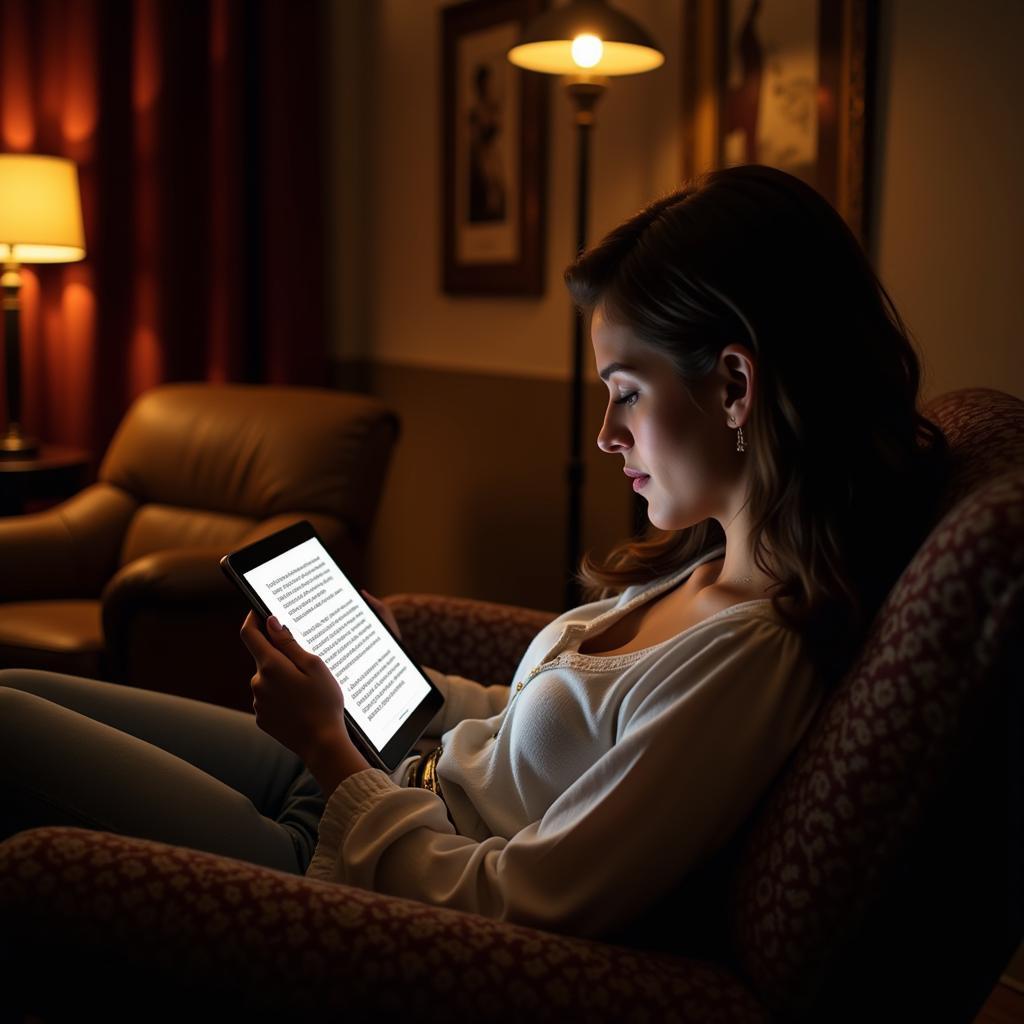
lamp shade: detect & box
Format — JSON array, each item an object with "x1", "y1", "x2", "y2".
[
  {"x1": 0, "y1": 154, "x2": 86, "y2": 263},
  {"x1": 507, "y1": 0, "x2": 664, "y2": 76}
]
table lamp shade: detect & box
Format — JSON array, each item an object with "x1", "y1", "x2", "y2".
[
  {"x1": 0, "y1": 154, "x2": 86, "y2": 264},
  {"x1": 507, "y1": 0, "x2": 664, "y2": 76}
]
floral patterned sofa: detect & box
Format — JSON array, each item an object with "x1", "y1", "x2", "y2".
[{"x1": 1, "y1": 388, "x2": 1021, "y2": 1023}]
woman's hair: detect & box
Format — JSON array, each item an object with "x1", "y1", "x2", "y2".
[{"x1": 565, "y1": 164, "x2": 951, "y2": 689}]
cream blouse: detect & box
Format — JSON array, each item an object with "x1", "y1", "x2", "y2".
[{"x1": 306, "y1": 545, "x2": 823, "y2": 940}]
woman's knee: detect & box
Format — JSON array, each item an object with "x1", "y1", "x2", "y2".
[
  {"x1": 0, "y1": 687, "x2": 65, "y2": 781},
  {"x1": 0, "y1": 668, "x2": 102, "y2": 704},
  {"x1": 0, "y1": 668, "x2": 58, "y2": 690},
  {"x1": 0, "y1": 682, "x2": 44, "y2": 713}
]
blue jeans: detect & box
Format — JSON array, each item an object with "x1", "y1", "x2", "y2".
[{"x1": 0, "y1": 669, "x2": 326, "y2": 874}]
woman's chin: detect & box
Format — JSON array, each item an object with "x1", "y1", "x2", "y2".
[
  {"x1": 647, "y1": 506, "x2": 703, "y2": 533},
  {"x1": 646, "y1": 507, "x2": 672, "y2": 532}
]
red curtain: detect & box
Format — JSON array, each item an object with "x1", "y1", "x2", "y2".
[{"x1": 0, "y1": 0, "x2": 327, "y2": 458}]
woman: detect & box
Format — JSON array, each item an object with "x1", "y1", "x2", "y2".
[{"x1": 0, "y1": 165, "x2": 950, "y2": 944}]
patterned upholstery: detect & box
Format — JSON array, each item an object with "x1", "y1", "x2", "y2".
[
  {"x1": 386, "y1": 593, "x2": 556, "y2": 685},
  {"x1": 730, "y1": 387, "x2": 1024, "y2": 1020},
  {"x1": 0, "y1": 827, "x2": 770, "y2": 1022},
  {"x1": 0, "y1": 387, "x2": 1020, "y2": 1022},
  {"x1": 924, "y1": 387, "x2": 1024, "y2": 513}
]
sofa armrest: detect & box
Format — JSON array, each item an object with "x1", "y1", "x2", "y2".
[
  {"x1": 0, "y1": 826, "x2": 770, "y2": 1023},
  {"x1": 383, "y1": 593, "x2": 558, "y2": 685},
  {"x1": 0, "y1": 482, "x2": 137, "y2": 602}
]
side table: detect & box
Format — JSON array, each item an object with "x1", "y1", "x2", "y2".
[{"x1": 0, "y1": 445, "x2": 92, "y2": 516}]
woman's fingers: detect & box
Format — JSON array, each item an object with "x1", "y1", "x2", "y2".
[
  {"x1": 239, "y1": 611, "x2": 273, "y2": 663},
  {"x1": 241, "y1": 612, "x2": 318, "y2": 678},
  {"x1": 265, "y1": 616, "x2": 320, "y2": 672}
]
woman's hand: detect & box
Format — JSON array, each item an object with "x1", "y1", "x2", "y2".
[{"x1": 239, "y1": 612, "x2": 370, "y2": 792}]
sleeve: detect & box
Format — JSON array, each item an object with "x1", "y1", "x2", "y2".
[
  {"x1": 420, "y1": 667, "x2": 509, "y2": 737},
  {"x1": 306, "y1": 616, "x2": 822, "y2": 940}
]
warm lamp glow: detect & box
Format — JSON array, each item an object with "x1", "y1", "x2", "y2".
[
  {"x1": 0, "y1": 154, "x2": 86, "y2": 263},
  {"x1": 571, "y1": 34, "x2": 604, "y2": 69},
  {"x1": 508, "y1": 39, "x2": 662, "y2": 75},
  {"x1": 507, "y1": 0, "x2": 664, "y2": 77}
]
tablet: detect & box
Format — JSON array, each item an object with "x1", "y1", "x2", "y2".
[{"x1": 220, "y1": 520, "x2": 444, "y2": 773}]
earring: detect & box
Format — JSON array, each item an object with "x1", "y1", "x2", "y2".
[{"x1": 729, "y1": 415, "x2": 746, "y2": 453}]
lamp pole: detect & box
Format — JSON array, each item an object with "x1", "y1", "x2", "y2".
[
  {"x1": 0, "y1": 260, "x2": 32, "y2": 455},
  {"x1": 564, "y1": 77, "x2": 606, "y2": 610},
  {"x1": 506, "y1": 0, "x2": 664, "y2": 611},
  {"x1": 0, "y1": 154, "x2": 86, "y2": 458}
]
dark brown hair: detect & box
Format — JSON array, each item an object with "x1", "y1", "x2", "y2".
[{"x1": 565, "y1": 165, "x2": 951, "y2": 688}]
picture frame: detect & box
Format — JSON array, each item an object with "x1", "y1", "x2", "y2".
[
  {"x1": 681, "y1": 0, "x2": 876, "y2": 245},
  {"x1": 441, "y1": 0, "x2": 548, "y2": 295}
]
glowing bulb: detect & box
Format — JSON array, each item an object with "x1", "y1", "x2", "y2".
[{"x1": 571, "y1": 34, "x2": 603, "y2": 69}]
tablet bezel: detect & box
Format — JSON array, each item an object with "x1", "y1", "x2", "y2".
[{"x1": 221, "y1": 520, "x2": 444, "y2": 773}]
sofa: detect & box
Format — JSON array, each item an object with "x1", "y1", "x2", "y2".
[{"x1": 0, "y1": 386, "x2": 1020, "y2": 1022}]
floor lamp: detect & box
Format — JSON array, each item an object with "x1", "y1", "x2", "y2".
[
  {"x1": 508, "y1": 0, "x2": 664, "y2": 609},
  {"x1": 0, "y1": 154, "x2": 86, "y2": 458}
]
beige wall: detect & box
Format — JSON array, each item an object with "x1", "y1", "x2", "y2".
[
  {"x1": 346, "y1": 0, "x2": 683, "y2": 379},
  {"x1": 328, "y1": 0, "x2": 682, "y2": 607},
  {"x1": 332, "y1": 361, "x2": 628, "y2": 613},
  {"x1": 327, "y1": 0, "x2": 1024, "y2": 610},
  {"x1": 870, "y1": 0, "x2": 1024, "y2": 403}
]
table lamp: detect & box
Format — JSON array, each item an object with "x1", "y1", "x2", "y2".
[
  {"x1": 508, "y1": 0, "x2": 664, "y2": 608},
  {"x1": 0, "y1": 154, "x2": 86, "y2": 458}
]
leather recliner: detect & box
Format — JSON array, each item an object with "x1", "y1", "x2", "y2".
[{"x1": 0, "y1": 383, "x2": 399, "y2": 711}]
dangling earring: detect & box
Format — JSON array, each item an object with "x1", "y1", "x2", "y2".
[{"x1": 729, "y1": 415, "x2": 746, "y2": 453}]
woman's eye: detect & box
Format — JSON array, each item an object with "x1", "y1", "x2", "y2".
[{"x1": 613, "y1": 391, "x2": 638, "y2": 407}]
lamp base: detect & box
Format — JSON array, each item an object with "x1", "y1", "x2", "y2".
[{"x1": 0, "y1": 426, "x2": 39, "y2": 459}]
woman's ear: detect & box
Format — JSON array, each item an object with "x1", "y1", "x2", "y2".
[{"x1": 718, "y1": 344, "x2": 755, "y2": 426}]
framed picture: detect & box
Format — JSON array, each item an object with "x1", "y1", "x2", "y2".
[
  {"x1": 442, "y1": 0, "x2": 548, "y2": 295},
  {"x1": 681, "y1": 0, "x2": 876, "y2": 244}
]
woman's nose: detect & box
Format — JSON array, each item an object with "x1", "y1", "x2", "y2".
[{"x1": 597, "y1": 408, "x2": 631, "y2": 454}]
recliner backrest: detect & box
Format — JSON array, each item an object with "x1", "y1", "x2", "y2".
[
  {"x1": 99, "y1": 383, "x2": 399, "y2": 565},
  {"x1": 728, "y1": 387, "x2": 1024, "y2": 1021}
]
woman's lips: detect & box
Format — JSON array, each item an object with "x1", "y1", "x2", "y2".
[{"x1": 623, "y1": 469, "x2": 650, "y2": 492}]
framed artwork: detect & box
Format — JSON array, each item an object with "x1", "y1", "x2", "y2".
[
  {"x1": 441, "y1": 0, "x2": 548, "y2": 295},
  {"x1": 681, "y1": 0, "x2": 876, "y2": 244}
]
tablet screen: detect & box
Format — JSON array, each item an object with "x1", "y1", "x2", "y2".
[{"x1": 241, "y1": 535, "x2": 432, "y2": 756}]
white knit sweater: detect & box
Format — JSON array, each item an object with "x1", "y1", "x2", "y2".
[{"x1": 306, "y1": 546, "x2": 823, "y2": 940}]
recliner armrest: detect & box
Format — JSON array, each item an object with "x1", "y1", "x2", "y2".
[
  {"x1": 383, "y1": 593, "x2": 557, "y2": 685},
  {"x1": 0, "y1": 826, "x2": 765, "y2": 1022},
  {"x1": 0, "y1": 483, "x2": 137, "y2": 602},
  {"x1": 99, "y1": 516, "x2": 362, "y2": 710},
  {"x1": 100, "y1": 545, "x2": 255, "y2": 706},
  {"x1": 100, "y1": 512, "x2": 362, "y2": 618},
  {"x1": 102, "y1": 545, "x2": 238, "y2": 609}
]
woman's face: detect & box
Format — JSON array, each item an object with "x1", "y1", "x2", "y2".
[{"x1": 591, "y1": 304, "x2": 742, "y2": 532}]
